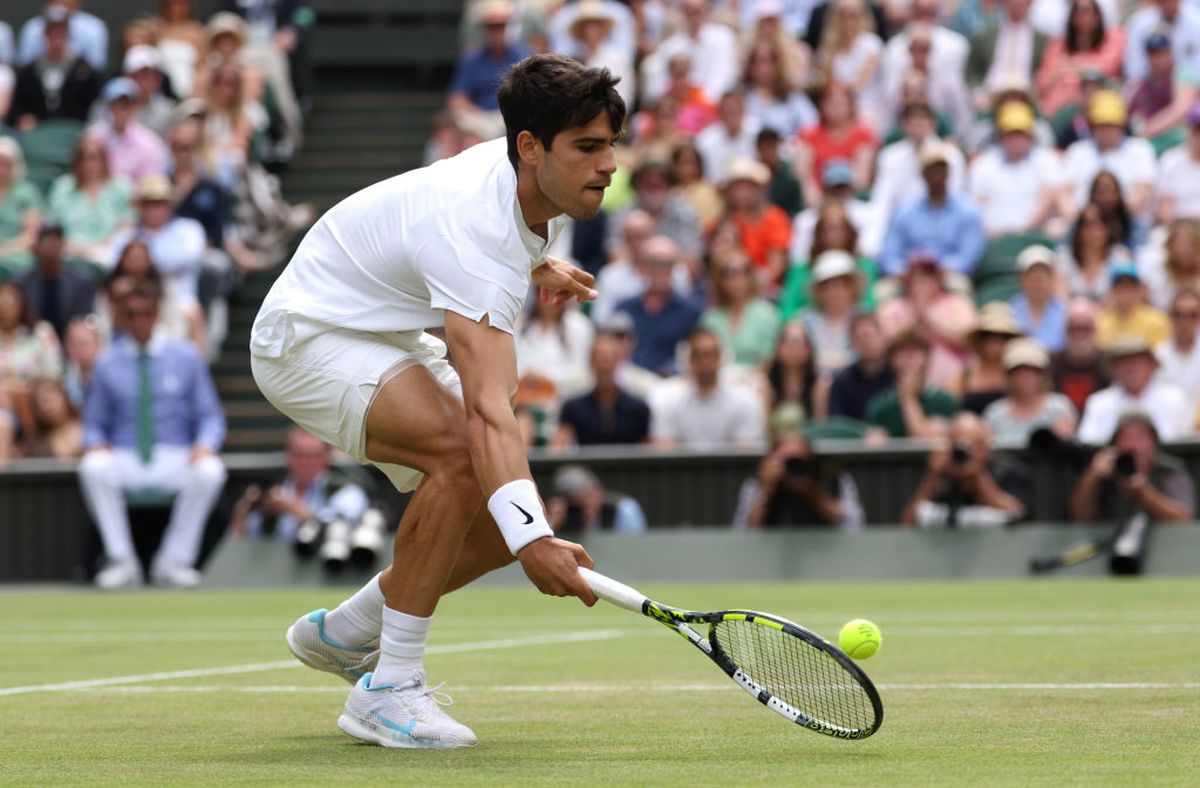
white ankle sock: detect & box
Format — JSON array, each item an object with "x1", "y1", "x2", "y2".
[
  {"x1": 372, "y1": 607, "x2": 432, "y2": 687},
  {"x1": 322, "y1": 573, "x2": 384, "y2": 646}
]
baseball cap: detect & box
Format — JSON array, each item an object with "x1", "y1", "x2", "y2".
[
  {"x1": 996, "y1": 102, "x2": 1035, "y2": 135},
  {"x1": 1016, "y1": 244, "x2": 1055, "y2": 272},
  {"x1": 1108, "y1": 337, "x2": 1156, "y2": 362},
  {"x1": 554, "y1": 464, "x2": 601, "y2": 497},
  {"x1": 1110, "y1": 260, "x2": 1140, "y2": 283},
  {"x1": 918, "y1": 141, "x2": 950, "y2": 169},
  {"x1": 812, "y1": 250, "x2": 857, "y2": 284},
  {"x1": 102, "y1": 77, "x2": 138, "y2": 104},
  {"x1": 123, "y1": 44, "x2": 162, "y2": 74},
  {"x1": 43, "y1": 4, "x2": 69, "y2": 26},
  {"x1": 1088, "y1": 90, "x2": 1127, "y2": 126},
  {"x1": 821, "y1": 159, "x2": 854, "y2": 188},
  {"x1": 37, "y1": 218, "x2": 64, "y2": 238},
  {"x1": 1003, "y1": 337, "x2": 1050, "y2": 371},
  {"x1": 1145, "y1": 31, "x2": 1172, "y2": 52}
]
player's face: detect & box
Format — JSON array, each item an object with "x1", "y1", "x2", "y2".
[{"x1": 538, "y1": 112, "x2": 618, "y2": 221}]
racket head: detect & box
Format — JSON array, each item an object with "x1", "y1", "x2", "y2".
[{"x1": 704, "y1": 610, "x2": 883, "y2": 739}]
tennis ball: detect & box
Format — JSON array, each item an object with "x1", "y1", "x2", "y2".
[{"x1": 839, "y1": 619, "x2": 882, "y2": 660}]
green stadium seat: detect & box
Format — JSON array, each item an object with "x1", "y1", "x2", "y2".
[
  {"x1": 804, "y1": 417, "x2": 870, "y2": 440},
  {"x1": 972, "y1": 232, "x2": 1056, "y2": 307},
  {"x1": 19, "y1": 120, "x2": 85, "y2": 195}
]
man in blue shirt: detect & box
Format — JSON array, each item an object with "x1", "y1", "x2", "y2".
[
  {"x1": 1010, "y1": 244, "x2": 1067, "y2": 352},
  {"x1": 614, "y1": 236, "x2": 701, "y2": 376},
  {"x1": 448, "y1": 0, "x2": 531, "y2": 116},
  {"x1": 879, "y1": 142, "x2": 987, "y2": 278},
  {"x1": 78, "y1": 279, "x2": 227, "y2": 589},
  {"x1": 17, "y1": 0, "x2": 108, "y2": 71}
]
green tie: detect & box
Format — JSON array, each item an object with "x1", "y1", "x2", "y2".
[{"x1": 137, "y1": 350, "x2": 154, "y2": 463}]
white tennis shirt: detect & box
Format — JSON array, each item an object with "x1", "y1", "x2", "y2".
[{"x1": 251, "y1": 138, "x2": 563, "y2": 356}]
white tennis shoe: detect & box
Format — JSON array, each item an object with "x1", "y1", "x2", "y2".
[
  {"x1": 338, "y1": 670, "x2": 478, "y2": 749},
  {"x1": 285, "y1": 609, "x2": 379, "y2": 684}
]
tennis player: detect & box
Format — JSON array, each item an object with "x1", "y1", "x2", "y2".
[{"x1": 250, "y1": 54, "x2": 624, "y2": 748}]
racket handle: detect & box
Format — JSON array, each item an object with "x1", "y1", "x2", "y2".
[{"x1": 578, "y1": 567, "x2": 647, "y2": 614}]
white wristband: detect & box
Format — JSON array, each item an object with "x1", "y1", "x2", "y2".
[{"x1": 487, "y1": 479, "x2": 554, "y2": 555}]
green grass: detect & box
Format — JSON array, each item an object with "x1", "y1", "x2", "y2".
[{"x1": 2, "y1": 579, "x2": 1198, "y2": 785}]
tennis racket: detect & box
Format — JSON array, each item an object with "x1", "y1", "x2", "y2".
[{"x1": 578, "y1": 568, "x2": 883, "y2": 739}]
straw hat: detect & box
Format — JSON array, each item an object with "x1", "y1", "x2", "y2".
[
  {"x1": 1003, "y1": 337, "x2": 1049, "y2": 371},
  {"x1": 206, "y1": 12, "x2": 247, "y2": 46},
  {"x1": 971, "y1": 302, "x2": 1022, "y2": 341},
  {"x1": 721, "y1": 156, "x2": 771, "y2": 188},
  {"x1": 570, "y1": 0, "x2": 615, "y2": 40}
]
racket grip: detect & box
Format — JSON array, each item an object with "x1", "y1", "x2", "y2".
[{"x1": 578, "y1": 567, "x2": 647, "y2": 613}]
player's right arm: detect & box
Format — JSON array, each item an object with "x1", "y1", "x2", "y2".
[{"x1": 443, "y1": 310, "x2": 598, "y2": 605}]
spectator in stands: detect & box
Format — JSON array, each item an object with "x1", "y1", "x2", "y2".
[
  {"x1": 121, "y1": 45, "x2": 175, "y2": 139},
  {"x1": 696, "y1": 91, "x2": 761, "y2": 185},
  {"x1": 1063, "y1": 91, "x2": 1156, "y2": 216},
  {"x1": 966, "y1": 0, "x2": 1048, "y2": 97},
  {"x1": 794, "y1": 81, "x2": 877, "y2": 208},
  {"x1": 1096, "y1": 262, "x2": 1169, "y2": 349},
  {"x1": 1154, "y1": 104, "x2": 1200, "y2": 224},
  {"x1": 738, "y1": 0, "x2": 811, "y2": 83},
  {"x1": 650, "y1": 327, "x2": 766, "y2": 448},
  {"x1": 20, "y1": 377, "x2": 81, "y2": 458},
  {"x1": 815, "y1": 0, "x2": 884, "y2": 130},
  {"x1": 881, "y1": 0, "x2": 970, "y2": 113},
  {"x1": 99, "y1": 241, "x2": 205, "y2": 354},
  {"x1": 1056, "y1": 202, "x2": 1115, "y2": 301},
  {"x1": 718, "y1": 157, "x2": 791, "y2": 289},
  {"x1": 16, "y1": 1, "x2": 107, "y2": 71},
  {"x1": 594, "y1": 211, "x2": 653, "y2": 324},
  {"x1": 87, "y1": 77, "x2": 169, "y2": 187},
  {"x1": 828, "y1": 311, "x2": 894, "y2": 421},
  {"x1": 1125, "y1": 0, "x2": 1200, "y2": 84},
  {"x1": 766, "y1": 320, "x2": 822, "y2": 426},
  {"x1": 1129, "y1": 32, "x2": 1199, "y2": 148},
  {"x1": 167, "y1": 119, "x2": 250, "y2": 275},
  {"x1": 615, "y1": 236, "x2": 701, "y2": 376},
  {"x1": 742, "y1": 39, "x2": 818, "y2": 138},
  {"x1": 107, "y1": 175, "x2": 206, "y2": 309},
  {"x1": 886, "y1": 24, "x2": 972, "y2": 137},
  {"x1": 1156, "y1": 289, "x2": 1200, "y2": 426},
  {"x1": 62, "y1": 314, "x2": 99, "y2": 409},
  {"x1": 7, "y1": 6, "x2": 99, "y2": 130},
  {"x1": 606, "y1": 159, "x2": 702, "y2": 270},
  {"x1": 515, "y1": 290, "x2": 595, "y2": 404},
  {"x1": 1069, "y1": 409, "x2": 1195, "y2": 522},
  {"x1": 0, "y1": 281, "x2": 62, "y2": 438},
  {"x1": 800, "y1": 250, "x2": 861, "y2": 375},
  {"x1": 13, "y1": 221, "x2": 94, "y2": 342},
  {"x1": 1055, "y1": 69, "x2": 1109, "y2": 149},
  {"x1": 154, "y1": 0, "x2": 207, "y2": 98},
  {"x1": 879, "y1": 142, "x2": 986, "y2": 278},
  {"x1": 956, "y1": 301, "x2": 1023, "y2": 413},
  {"x1": 449, "y1": 1, "x2": 530, "y2": 121},
  {"x1": 230, "y1": 427, "x2": 370, "y2": 542},
  {"x1": 983, "y1": 337, "x2": 1077, "y2": 441},
  {"x1": 645, "y1": 0, "x2": 739, "y2": 106},
  {"x1": 0, "y1": 139, "x2": 42, "y2": 276},
  {"x1": 46, "y1": 135, "x2": 133, "y2": 269},
  {"x1": 1034, "y1": 0, "x2": 1125, "y2": 120},
  {"x1": 757, "y1": 129, "x2": 803, "y2": 219},
  {"x1": 553, "y1": 329, "x2": 651, "y2": 447},
  {"x1": 570, "y1": 1, "x2": 634, "y2": 110},
  {"x1": 902, "y1": 411, "x2": 1027, "y2": 527},
  {"x1": 740, "y1": 427, "x2": 864, "y2": 529},
  {"x1": 700, "y1": 250, "x2": 780, "y2": 370},
  {"x1": 636, "y1": 52, "x2": 715, "y2": 145},
  {"x1": 1011, "y1": 245, "x2": 1067, "y2": 352},
  {"x1": 1142, "y1": 219, "x2": 1200, "y2": 309},
  {"x1": 78, "y1": 278, "x2": 226, "y2": 589},
  {"x1": 1051, "y1": 298, "x2": 1110, "y2": 412},
  {"x1": 202, "y1": 62, "x2": 262, "y2": 180},
  {"x1": 1078, "y1": 337, "x2": 1189, "y2": 443},
  {"x1": 670, "y1": 142, "x2": 723, "y2": 229},
  {"x1": 1087, "y1": 169, "x2": 1137, "y2": 249},
  {"x1": 876, "y1": 253, "x2": 976, "y2": 390},
  {"x1": 546, "y1": 463, "x2": 647, "y2": 535},
  {"x1": 866, "y1": 326, "x2": 959, "y2": 438},
  {"x1": 872, "y1": 101, "x2": 966, "y2": 229},
  {"x1": 968, "y1": 102, "x2": 1067, "y2": 238}
]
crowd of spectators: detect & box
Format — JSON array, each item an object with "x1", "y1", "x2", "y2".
[{"x1": 439, "y1": 0, "x2": 1200, "y2": 526}]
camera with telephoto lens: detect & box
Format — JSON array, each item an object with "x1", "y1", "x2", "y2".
[
  {"x1": 1114, "y1": 452, "x2": 1137, "y2": 478},
  {"x1": 951, "y1": 445, "x2": 970, "y2": 466},
  {"x1": 784, "y1": 456, "x2": 815, "y2": 478},
  {"x1": 1028, "y1": 428, "x2": 1097, "y2": 470}
]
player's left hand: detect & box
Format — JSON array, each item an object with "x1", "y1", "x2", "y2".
[{"x1": 533, "y1": 256, "x2": 598, "y2": 306}]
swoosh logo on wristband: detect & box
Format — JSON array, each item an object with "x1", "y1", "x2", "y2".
[{"x1": 510, "y1": 502, "x2": 535, "y2": 525}]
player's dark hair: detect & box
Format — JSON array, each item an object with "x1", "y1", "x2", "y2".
[{"x1": 498, "y1": 54, "x2": 626, "y2": 169}]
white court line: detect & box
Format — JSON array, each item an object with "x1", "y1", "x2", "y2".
[
  {"x1": 69, "y1": 681, "x2": 1200, "y2": 695},
  {"x1": 0, "y1": 629, "x2": 625, "y2": 698}
]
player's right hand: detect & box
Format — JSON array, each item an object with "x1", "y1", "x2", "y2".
[{"x1": 518, "y1": 536, "x2": 598, "y2": 606}]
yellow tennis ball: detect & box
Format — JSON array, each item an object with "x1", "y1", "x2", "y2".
[{"x1": 839, "y1": 619, "x2": 882, "y2": 660}]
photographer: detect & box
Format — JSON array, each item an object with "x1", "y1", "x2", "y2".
[
  {"x1": 902, "y1": 412, "x2": 1028, "y2": 528},
  {"x1": 739, "y1": 410, "x2": 864, "y2": 529},
  {"x1": 1069, "y1": 411, "x2": 1195, "y2": 524},
  {"x1": 545, "y1": 465, "x2": 647, "y2": 535}
]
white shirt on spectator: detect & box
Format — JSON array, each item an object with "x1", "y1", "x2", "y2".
[
  {"x1": 882, "y1": 26, "x2": 969, "y2": 85},
  {"x1": 1077, "y1": 380, "x2": 1191, "y2": 444},
  {"x1": 831, "y1": 33, "x2": 885, "y2": 130},
  {"x1": 1154, "y1": 145, "x2": 1200, "y2": 220},
  {"x1": 646, "y1": 23, "x2": 740, "y2": 105},
  {"x1": 1029, "y1": 0, "x2": 1118, "y2": 37},
  {"x1": 1063, "y1": 136, "x2": 1157, "y2": 210},
  {"x1": 968, "y1": 145, "x2": 1064, "y2": 235},
  {"x1": 591, "y1": 257, "x2": 692, "y2": 325},
  {"x1": 871, "y1": 137, "x2": 966, "y2": 229},
  {"x1": 1156, "y1": 340, "x2": 1200, "y2": 413},
  {"x1": 1125, "y1": 2, "x2": 1200, "y2": 82},
  {"x1": 649, "y1": 377, "x2": 766, "y2": 449},
  {"x1": 107, "y1": 217, "x2": 207, "y2": 306},
  {"x1": 514, "y1": 307, "x2": 596, "y2": 401},
  {"x1": 695, "y1": 117, "x2": 762, "y2": 184},
  {"x1": 985, "y1": 21, "x2": 1036, "y2": 93}
]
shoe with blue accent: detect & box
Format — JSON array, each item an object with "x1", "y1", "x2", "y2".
[
  {"x1": 337, "y1": 670, "x2": 478, "y2": 749},
  {"x1": 285, "y1": 609, "x2": 379, "y2": 684}
]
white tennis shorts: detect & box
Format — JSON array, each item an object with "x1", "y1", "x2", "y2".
[{"x1": 250, "y1": 311, "x2": 462, "y2": 493}]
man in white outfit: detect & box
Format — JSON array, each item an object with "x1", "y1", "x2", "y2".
[{"x1": 250, "y1": 54, "x2": 622, "y2": 749}]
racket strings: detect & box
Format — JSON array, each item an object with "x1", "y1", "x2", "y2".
[{"x1": 712, "y1": 620, "x2": 876, "y2": 732}]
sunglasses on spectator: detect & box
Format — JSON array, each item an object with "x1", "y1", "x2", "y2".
[
  {"x1": 720, "y1": 266, "x2": 750, "y2": 277},
  {"x1": 1067, "y1": 323, "x2": 1094, "y2": 332},
  {"x1": 1171, "y1": 310, "x2": 1200, "y2": 319}
]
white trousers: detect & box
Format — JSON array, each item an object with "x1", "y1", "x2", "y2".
[{"x1": 78, "y1": 447, "x2": 228, "y2": 567}]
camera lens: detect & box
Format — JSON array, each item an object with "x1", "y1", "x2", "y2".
[{"x1": 1115, "y1": 452, "x2": 1137, "y2": 477}]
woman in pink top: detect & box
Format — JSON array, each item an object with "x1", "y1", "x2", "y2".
[{"x1": 1035, "y1": 0, "x2": 1125, "y2": 119}]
